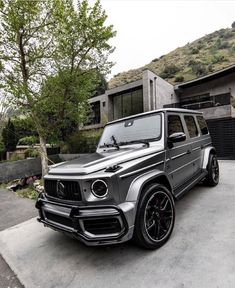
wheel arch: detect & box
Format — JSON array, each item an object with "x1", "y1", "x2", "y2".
[
  {"x1": 202, "y1": 146, "x2": 217, "y2": 170},
  {"x1": 126, "y1": 170, "x2": 173, "y2": 203}
]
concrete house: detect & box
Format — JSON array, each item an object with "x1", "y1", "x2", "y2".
[{"x1": 84, "y1": 64, "x2": 235, "y2": 158}]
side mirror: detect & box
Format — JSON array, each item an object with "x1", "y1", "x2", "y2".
[{"x1": 168, "y1": 132, "x2": 186, "y2": 148}]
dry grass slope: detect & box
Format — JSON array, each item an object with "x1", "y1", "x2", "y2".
[{"x1": 109, "y1": 27, "x2": 235, "y2": 89}]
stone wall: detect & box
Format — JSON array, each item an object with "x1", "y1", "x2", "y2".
[
  {"x1": 0, "y1": 154, "x2": 86, "y2": 183},
  {"x1": 0, "y1": 158, "x2": 42, "y2": 183}
]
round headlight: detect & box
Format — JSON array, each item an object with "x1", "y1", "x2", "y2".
[{"x1": 91, "y1": 179, "x2": 108, "y2": 198}]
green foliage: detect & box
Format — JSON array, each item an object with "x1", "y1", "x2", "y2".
[
  {"x1": 66, "y1": 129, "x2": 103, "y2": 153},
  {"x1": 0, "y1": 139, "x2": 5, "y2": 160},
  {"x1": 12, "y1": 117, "x2": 38, "y2": 140},
  {"x1": 190, "y1": 47, "x2": 199, "y2": 54},
  {"x1": 189, "y1": 61, "x2": 207, "y2": 76},
  {"x1": 9, "y1": 153, "x2": 23, "y2": 161},
  {"x1": 2, "y1": 119, "x2": 18, "y2": 152},
  {"x1": 160, "y1": 64, "x2": 180, "y2": 78},
  {"x1": 214, "y1": 39, "x2": 231, "y2": 50},
  {"x1": 18, "y1": 136, "x2": 38, "y2": 145},
  {"x1": 24, "y1": 147, "x2": 39, "y2": 158},
  {"x1": 174, "y1": 75, "x2": 184, "y2": 82},
  {"x1": 0, "y1": 0, "x2": 116, "y2": 174},
  {"x1": 16, "y1": 186, "x2": 38, "y2": 200}
]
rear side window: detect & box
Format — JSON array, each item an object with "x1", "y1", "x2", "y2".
[
  {"x1": 168, "y1": 115, "x2": 184, "y2": 136},
  {"x1": 197, "y1": 116, "x2": 209, "y2": 135},
  {"x1": 184, "y1": 116, "x2": 198, "y2": 138}
]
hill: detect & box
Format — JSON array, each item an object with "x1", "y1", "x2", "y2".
[{"x1": 109, "y1": 26, "x2": 235, "y2": 89}]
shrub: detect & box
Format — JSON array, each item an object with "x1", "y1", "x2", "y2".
[
  {"x1": 66, "y1": 129, "x2": 103, "y2": 153},
  {"x1": 18, "y1": 136, "x2": 38, "y2": 145},
  {"x1": 12, "y1": 117, "x2": 38, "y2": 140},
  {"x1": 0, "y1": 140, "x2": 5, "y2": 161},
  {"x1": 208, "y1": 64, "x2": 214, "y2": 72},
  {"x1": 211, "y1": 54, "x2": 226, "y2": 64},
  {"x1": 24, "y1": 147, "x2": 39, "y2": 158},
  {"x1": 151, "y1": 58, "x2": 159, "y2": 62},
  {"x1": 190, "y1": 47, "x2": 199, "y2": 54},
  {"x1": 174, "y1": 75, "x2": 184, "y2": 82},
  {"x1": 222, "y1": 30, "x2": 233, "y2": 39},
  {"x1": 189, "y1": 61, "x2": 207, "y2": 76},
  {"x1": 214, "y1": 38, "x2": 231, "y2": 50},
  {"x1": 2, "y1": 119, "x2": 18, "y2": 152},
  {"x1": 160, "y1": 64, "x2": 180, "y2": 78}
]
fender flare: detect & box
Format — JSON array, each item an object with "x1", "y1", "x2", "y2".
[
  {"x1": 202, "y1": 146, "x2": 216, "y2": 170},
  {"x1": 126, "y1": 170, "x2": 172, "y2": 202}
]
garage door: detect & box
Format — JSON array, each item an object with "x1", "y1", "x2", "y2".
[{"x1": 207, "y1": 118, "x2": 235, "y2": 159}]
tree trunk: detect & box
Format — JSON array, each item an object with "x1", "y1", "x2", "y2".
[{"x1": 39, "y1": 134, "x2": 49, "y2": 177}]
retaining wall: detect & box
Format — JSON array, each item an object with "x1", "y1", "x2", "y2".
[{"x1": 0, "y1": 154, "x2": 85, "y2": 183}]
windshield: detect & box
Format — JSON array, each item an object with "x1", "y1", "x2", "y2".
[{"x1": 99, "y1": 113, "x2": 162, "y2": 147}]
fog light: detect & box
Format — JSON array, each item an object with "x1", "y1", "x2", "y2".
[{"x1": 91, "y1": 179, "x2": 108, "y2": 198}]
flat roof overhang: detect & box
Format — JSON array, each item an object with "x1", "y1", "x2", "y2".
[{"x1": 175, "y1": 64, "x2": 235, "y2": 90}]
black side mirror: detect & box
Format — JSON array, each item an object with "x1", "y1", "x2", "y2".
[{"x1": 168, "y1": 132, "x2": 186, "y2": 148}]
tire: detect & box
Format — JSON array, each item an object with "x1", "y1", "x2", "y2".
[
  {"x1": 204, "y1": 154, "x2": 219, "y2": 186},
  {"x1": 133, "y1": 183, "x2": 175, "y2": 250}
]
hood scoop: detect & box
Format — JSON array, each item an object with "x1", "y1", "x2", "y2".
[{"x1": 105, "y1": 165, "x2": 122, "y2": 173}]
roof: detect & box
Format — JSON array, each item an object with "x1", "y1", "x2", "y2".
[
  {"x1": 175, "y1": 64, "x2": 235, "y2": 89},
  {"x1": 107, "y1": 108, "x2": 202, "y2": 125}
]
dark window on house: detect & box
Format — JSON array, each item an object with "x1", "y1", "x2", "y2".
[
  {"x1": 197, "y1": 116, "x2": 209, "y2": 135},
  {"x1": 184, "y1": 116, "x2": 198, "y2": 138},
  {"x1": 168, "y1": 115, "x2": 184, "y2": 136},
  {"x1": 87, "y1": 101, "x2": 100, "y2": 125},
  {"x1": 113, "y1": 88, "x2": 143, "y2": 120},
  {"x1": 181, "y1": 93, "x2": 231, "y2": 110}
]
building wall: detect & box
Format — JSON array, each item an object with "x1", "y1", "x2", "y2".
[
  {"x1": 178, "y1": 73, "x2": 235, "y2": 99},
  {"x1": 142, "y1": 70, "x2": 178, "y2": 111},
  {"x1": 177, "y1": 72, "x2": 235, "y2": 119},
  {"x1": 87, "y1": 70, "x2": 178, "y2": 127}
]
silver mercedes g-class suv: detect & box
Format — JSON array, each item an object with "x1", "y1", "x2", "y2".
[{"x1": 36, "y1": 108, "x2": 219, "y2": 249}]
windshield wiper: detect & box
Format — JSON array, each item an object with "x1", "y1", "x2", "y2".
[
  {"x1": 118, "y1": 140, "x2": 150, "y2": 147},
  {"x1": 111, "y1": 135, "x2": 120, "y2": 150},
  {"x1": 100, "y1": 135, "x2": 120, "y2": 150}
]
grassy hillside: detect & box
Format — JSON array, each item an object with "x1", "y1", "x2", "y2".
[{"x1": 109, "y1": 27, "x2": 235, "y2": 89}]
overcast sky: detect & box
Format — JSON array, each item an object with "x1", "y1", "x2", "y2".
[{"x1": 88, "y1": 0, "x2": 235, "y2": 79}]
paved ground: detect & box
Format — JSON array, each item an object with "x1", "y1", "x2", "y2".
[
  {"x1": 0, "y1": 161, "x2": 235, "y2": 288},
  {"x1": 0, "y1": 188, "x2": 37, "y2": 288}
]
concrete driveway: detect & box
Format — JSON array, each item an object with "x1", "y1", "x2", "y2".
[{"x1": 0, "y1": 160, "x2": 235, "y2": 288}]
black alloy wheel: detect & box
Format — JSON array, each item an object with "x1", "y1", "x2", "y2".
[
  {"x1": 204, "y1": 154, "x2": 219, "y2": 186},
  {"x1": 133, "y1": 183, "x2": 175, "y2": 249}
]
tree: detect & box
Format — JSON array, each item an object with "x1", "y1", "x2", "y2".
[
  {"x1": 2, "y1": 119, "x2": 18, "y2": 152},
  {"x1": 232, "y1": 21, "x2": 235, "y2": 29},
  {"x1": 0, "y1": 94, "x2": 10, "y2": 133},
  {"x1": 0, "y1": 0, "x2": 116, "y2": 176}
]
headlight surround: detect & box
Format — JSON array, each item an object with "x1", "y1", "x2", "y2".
[{"x1": 91, "y1": 179, "x2": 108, "y2": 198}]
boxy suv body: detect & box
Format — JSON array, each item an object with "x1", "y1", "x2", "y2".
[{"x1": 36, "y1": 108, "x2": 219, "y2": 249}]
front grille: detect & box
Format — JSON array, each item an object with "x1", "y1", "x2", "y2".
[
  {"x1": 83, "y1": 218, "x2": 122, "y2": 235},
  {"x1": 44, "y1": 180, "x2": 82, "y2": 201},
  {"x1": 45, "y1": 212, "x2": 74, "y2": 228}
]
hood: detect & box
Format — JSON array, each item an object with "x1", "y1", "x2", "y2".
[{"x1": 48, "y1": 145, "x2": 164, "y2": 176}]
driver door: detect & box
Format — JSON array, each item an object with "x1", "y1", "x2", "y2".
[{"x1": 166, "y1": 114, "x2": 194, "y2": 189}]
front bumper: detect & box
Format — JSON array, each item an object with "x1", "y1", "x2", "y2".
[{"x1": 36, "y1": 194, "x2": 135, "y2": 246}]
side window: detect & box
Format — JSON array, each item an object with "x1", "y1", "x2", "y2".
[
  {"x1": 168, "y1": 115, "x2": 184, "y2": 136},
  {"x1": 197, "y1": 116, "x2": 209, "y2": 135},
  {"x1": 184, "y1": 115, "x2": 199, "y2": 138}
]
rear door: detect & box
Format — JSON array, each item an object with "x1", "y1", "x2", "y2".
[
  {"x1": 184, "y1": 115, "x2": 201, "y2": 175},
  {"x1": 166, "y1": 113, "x2": 194, "y2": 189}
]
